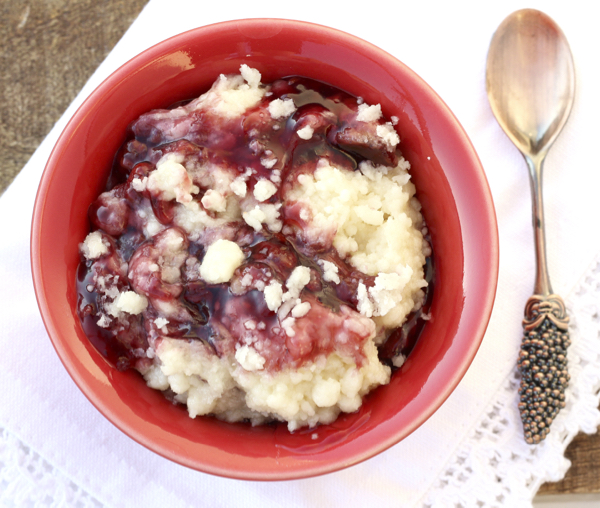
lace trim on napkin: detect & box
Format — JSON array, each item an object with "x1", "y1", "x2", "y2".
[
  {"x1": 2, "y1": 259, "x2": 600, "y2": 508},
  {"x1": 0, "y1": 426, "x2": 101, "y2": 507},
  {"x1": 422, "y1": 255, "x2": 600, "y2": 507}
]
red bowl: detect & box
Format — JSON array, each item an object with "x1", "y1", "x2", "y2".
[{"x1": 31, "y1": 19, "x2": 498, "y2": 480}]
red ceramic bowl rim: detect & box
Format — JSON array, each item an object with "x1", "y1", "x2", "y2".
[{"x1": 31, "y1": 18, "x2": 499, "y2": 480}]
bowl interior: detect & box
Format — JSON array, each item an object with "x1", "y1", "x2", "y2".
[{"x1": 31, "y1": 18, "x2": 498, "y2": 480}]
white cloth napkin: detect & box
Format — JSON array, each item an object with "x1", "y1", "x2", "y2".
[{"x1": 1, "y1": 0, "x2": 599, "y2": 506}]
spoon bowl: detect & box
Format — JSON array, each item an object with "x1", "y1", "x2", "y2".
[
  {"x1": 486, "y1": 9, "x2": 575, "y2": 444},
  {"x1": 486, "y1": 9, "x2": 575, "y2": 158}
]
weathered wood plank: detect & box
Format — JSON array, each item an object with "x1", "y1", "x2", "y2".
[{"x1": 0, "y1": 0, "x2": 148, "y2": 193}]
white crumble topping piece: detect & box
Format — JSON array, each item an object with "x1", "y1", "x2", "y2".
[
  {"x1": 81, "y1": 231, "x2": 109, "y2": 260},
  {"x1": 242, "y1": 206, "x2": 266, "y2": 231},
  {"x1": 356, "y1": 282, "x2": 374, "y2": 317},
  {"x1": 240, "y1": 273, "x2": 253, "y2": 288},
  {"x1": 270, "y1": 170, "x2": 281, "y2": 184},
  {"x1": 200, "y1": 239, "x2": 245, "y2": 284},
  {"x1": 154, "y1": 317, "x2": 169, "y2": 329},
  {"x1": 230, "y1": 177, "x2": 247, "y2": 197},
  {"x1": 147, "y1": 154, "x2": 200, "y2": 204},
  {"x1": 291, "y1": 301, "x2": 311, "y2": 318},
  {"x1": 318, "y1": 259, "x2": 340, "y2": 284},
  {"x1": 356, "y1": 103, "x2": 382, "y2": 122},
  {"x1": 260, "y1": 156, "x2": 278, "y2": 169},
  {"x1": 376, "y1": 123, "x2": 400, "y2": 149},
  {"x1": 96, "y1": 314, "x2": 111, "y2": 328},
  {"x1": 235, "y1": 345, "x2": 266, "y2": 371},
  {"x1": 392, "y1": 354, "x2": 406, "y2": 369},
  {"x1": 268, "y1": 98, "x2": 296, "y2": 119},
  {"x1": 356, "y1": 270, "x2": 417, "y2": 318},
  {"x1": 283, "y1": 266, "x2": 311, "y2": 302},
  {"x1": 263, "y1": 280, "x2": 283, "y2": 311},
  {"x1": 239, "y1": 64, "x2": 261, "y2": 88},
  {"x1": 114, "y1": 291, "x2": 148, "y2": 315},
  {"x1": 281, "y1": 317, "x2": 296, "y2": 337},
  {"x1": 205, "y1": 67, "x2": 265, "y2": 118},
  {"x1": 201, "y1": 189, "x2": 227, "y2": 212},
  {"x1": 242, "y1": 204, "x2": 282, "y2": 232},
  {"x1": 131, "y1": 177, "x2": 147, "y2": 192},
  {"x1": 253, "y1": 178, "x2": 278, "y2": 202},
  {"x1": 297, "y1": 125, "x2": 314, "y2": 140}
]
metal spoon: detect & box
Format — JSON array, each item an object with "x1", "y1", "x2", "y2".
[{"x1": 486, "y1": 9, "x2": 575, "y2": 444}]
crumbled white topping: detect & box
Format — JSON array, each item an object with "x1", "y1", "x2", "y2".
[
  {"x1": 154, "y1": 317, "x2": 169, "y2": 329},
  {"x1": 268, "y1": 98, "x2": 296, "y2": 119},
  {"x1": 270, "y1": 170, "x2": 281, "y2": 184},
  {"x1": 291, "y1": 301, "x2": 311, "y2": 318},
  {"x1": 114, "y1": 291, "x2": 148, "y2": 315},
  {"x1": 147, "y1": 154, "x2": 199, "y2": 203},
  {"x1": 240, "y1": 64, "x2": 261, "y2": 88},
  {"x1": 263, "y1": 280, "x2": 283, "y2": 311},
  {"x1": 242, "y1": 206, "x2": 266, "y2": 231},
  {"x1": 96, "y1": 314, "x2": 111, "y2": 328},
  {"x1": 201, "y1": 189, "x2": 227, "y2": 212},
  {"x1": 376, "y1": 123, "x2": 400, "y2": 149},
  {"x1": 230, "y1": 177, "x2": 247, "y2": 197},
  {"x1": 356, "y1": 270, "x2": 415, "y2": 318},
  {"x1": 131, "y1": 177, "x2": 147, "y2": 192},
  {"x1": 260, "y1": 156, "x2": 277, "y2": 169},
  {"x1": 356, "y1": 283, "x2": 374, "y2": 317},
  {"x1": 81, "y1": 231, "x2": 108, "y2": 260},
  {"x1": 281, "y1": 317, "x2": 296, "y2": 337},
  {"x1": 204, "y1": 67, "x2": 265, "y2": 117},
  {"x1": 297, "y1": 125, "x2": 314, "y2": 140},
  {"x1": 240, "y1": 273, "x2": 253, "y2": 287},
  {"x1": 283, "y1": 266, "x2": 311, "y2": 302},
  {"x1": 356, "y1": 103, "x2": 382, "y2": 122},
  {"x1": 199, "y1": 239, "x2": 245, "y2": 284},
  {"x1": 242, "y1": 204, "x2": 282, "y2": 232},
  {"x1": 235, "y1": 345, "x2": 266, "y2": 371},
  {"x1": 318, "y1": 259, "x2": 340, "y2": 284},
  {"x1": 392, "y1": 354, "x2": 406, "y2": 368},
  {"x1": 253, "y1": 178, "x2": 278, "y2": 202}
]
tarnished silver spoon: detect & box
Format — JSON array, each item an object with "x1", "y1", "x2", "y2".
[{"x1": 486, "y1": 9, "x2": 575, "y2": 444}]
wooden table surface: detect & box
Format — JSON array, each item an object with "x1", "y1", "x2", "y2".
[{"x1": 2, "y1": 0, "x2": 599, "y2": 497}]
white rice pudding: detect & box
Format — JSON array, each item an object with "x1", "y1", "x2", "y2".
[{"x1": 78, "y1": 66, "x2": 430, "y2": 431}]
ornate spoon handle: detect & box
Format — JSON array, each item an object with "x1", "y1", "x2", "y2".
[
  {"x1": 517, "y1": 294, "x2": 570, "y2": 444},
  {"x1": 516, "y1": 154, "x2": 571, "y2": 444}
]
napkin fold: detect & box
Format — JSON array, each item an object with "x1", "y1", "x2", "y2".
[{"x1": 1, "y1": 1, "x2": 599, "y2": 506}]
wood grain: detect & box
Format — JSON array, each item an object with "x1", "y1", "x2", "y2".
[
  {"x1": 538, "y1": 426, "x2": 600, "y2": 494},
  {"x1": 0, "y1": 0, "x2": 148, "y2": 194},
  {"x1": 1, "y1": 0, "x2": 598, "y2": 496}
]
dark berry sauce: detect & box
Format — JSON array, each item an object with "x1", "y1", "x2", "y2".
[{"x1": 77, "y1": 74, "x2": 433, "y2": 374}]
